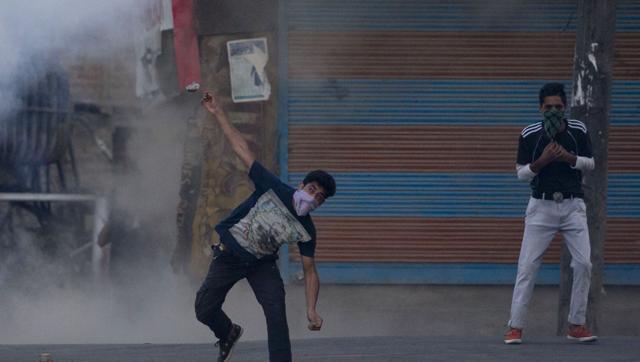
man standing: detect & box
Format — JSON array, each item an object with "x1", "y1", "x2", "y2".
[
  {"x1": 195, "y1": 92, "x2": 336, "y2": 361},
  {"x1": 504, "y1": 83, "x2": 596, "y2": 344}
]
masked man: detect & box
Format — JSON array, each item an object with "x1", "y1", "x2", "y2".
[
  {"x1": 504, "y1": 83, "x2": 596, "y2": 344},
  {"x1": 195, "y1": 92, "x2": 336, "y2": 361}
]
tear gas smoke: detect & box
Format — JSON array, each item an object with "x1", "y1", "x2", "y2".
[{"x1": 0, "y1": 0, "x2": 213, "y2": 344}]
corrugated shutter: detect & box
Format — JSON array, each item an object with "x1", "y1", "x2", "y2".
[{"x1": 281, "y1": 0, "x2": 640, "y2": 283}]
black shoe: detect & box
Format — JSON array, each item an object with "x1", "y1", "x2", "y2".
[{"x1": 215, "y1": 324, "x2": 243, "y2": 362}]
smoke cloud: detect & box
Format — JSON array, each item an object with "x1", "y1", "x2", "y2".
[
  {"x1": 0, "y1": 0, "x2": 216, "y2": 344},
  {"x1": 3, "y1": 0, "x2": 304, "y2": 346},
  {"x1": 0, "y1": 0, "x2": 146, "y2": 118}
]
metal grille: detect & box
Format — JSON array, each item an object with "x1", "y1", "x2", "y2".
[{"x1": 283, "y1": 0, "x2": 640, "y2": 271}]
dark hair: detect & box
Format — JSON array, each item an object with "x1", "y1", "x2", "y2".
[
  {"x1": 539, "y1": 82, "x2": 567, "y2": 106},
  {"x1": 303, "y1": 170, "x2": 336, "y2": 198}
]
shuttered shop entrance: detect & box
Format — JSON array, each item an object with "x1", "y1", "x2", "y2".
[{"x1": 279, "y1": 0, "x2": 640, "y2": 284}]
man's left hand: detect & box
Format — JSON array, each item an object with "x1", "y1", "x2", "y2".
[
  {"x1": 307, "y1": 310, "x2": 323, "y2": 331},
  {"x1": 556, "y1": 144, "x2": 577, "y2": 165}
]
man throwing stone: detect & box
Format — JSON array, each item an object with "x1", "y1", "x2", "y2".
[{"x1": 195, "y1": 92, "x2": 336, "y2": 361}]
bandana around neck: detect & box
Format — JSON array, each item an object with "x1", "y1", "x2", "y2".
[
  {"x1": 543, "y1": 108, "x2": 565, "y2": 139},
  {"x1": 293, "y1": 190, "x2": 318, "y2": 216}
]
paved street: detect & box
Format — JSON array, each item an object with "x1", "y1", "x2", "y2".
[{"x1": 2, "y1": 336, "x2": 638, "y2": 362}]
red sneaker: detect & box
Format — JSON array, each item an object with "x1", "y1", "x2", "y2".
[
  {"x1": 567, "y1": 325, "x2": 597, "y2": 342},
  {"x1": 504, "y1": 327, "x2": 522, "y2": 344}
]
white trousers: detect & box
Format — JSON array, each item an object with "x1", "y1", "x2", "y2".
[{"x1": 508, "y1": 197, "x2": 592, "y2": 329}]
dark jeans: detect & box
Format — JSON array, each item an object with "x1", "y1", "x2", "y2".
[{"x1": 195, "y1": 245, "x2": 291, "y2": 362}]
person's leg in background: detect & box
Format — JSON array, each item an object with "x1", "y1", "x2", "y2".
[
  {"x1": 561, "y1": 199, "x2": 594, "y2": 341},
  {"x1": 509, "y1": 199, "x2": 559, "y2": 330}
]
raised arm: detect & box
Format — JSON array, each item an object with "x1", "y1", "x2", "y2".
[
  {"x1": 201, "y1": 92, "x2": 255, "y2": 168},
  {"x1": 302, "y1": 255, "x2": 323, "y2": 331}
]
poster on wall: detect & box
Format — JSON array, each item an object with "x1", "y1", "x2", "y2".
[{"x1": 227, "y1": 37, "x2": 271, "y2": 103}]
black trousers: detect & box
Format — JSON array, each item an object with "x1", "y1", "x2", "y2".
[{"x1": 195, "y1": 245, "x2": 291, "y2": 362}]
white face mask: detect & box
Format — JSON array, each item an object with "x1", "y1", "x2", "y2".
[{"x1": 293, "y1": 190, "x2": 318, "y2": 216}]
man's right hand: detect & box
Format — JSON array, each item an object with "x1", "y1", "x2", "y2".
[
  {"x1": 530, "y1": 142, "x2": 560, "y2": 173},
  {"x1": 201, "y1": 91, "x2": 224, "y2": 117},
  {"x1": 200, "y1": 90, "x2": 256, "y2": 168}
]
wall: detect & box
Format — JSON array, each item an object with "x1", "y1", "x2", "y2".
[
  {"x1": 179, "y1": 31, "x2": 279, "y2": 280},
  {"x1": 281, "y1": 0, "x2": 640, "y2": 284}
]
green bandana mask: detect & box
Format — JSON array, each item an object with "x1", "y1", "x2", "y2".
[{"x1": 543, "y1": 108, "x2": 565, "y2": 139}]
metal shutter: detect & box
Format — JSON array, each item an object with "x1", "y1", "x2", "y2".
[{"x1": 279, "y1": 0, "x2": 640, "y2": 284}]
